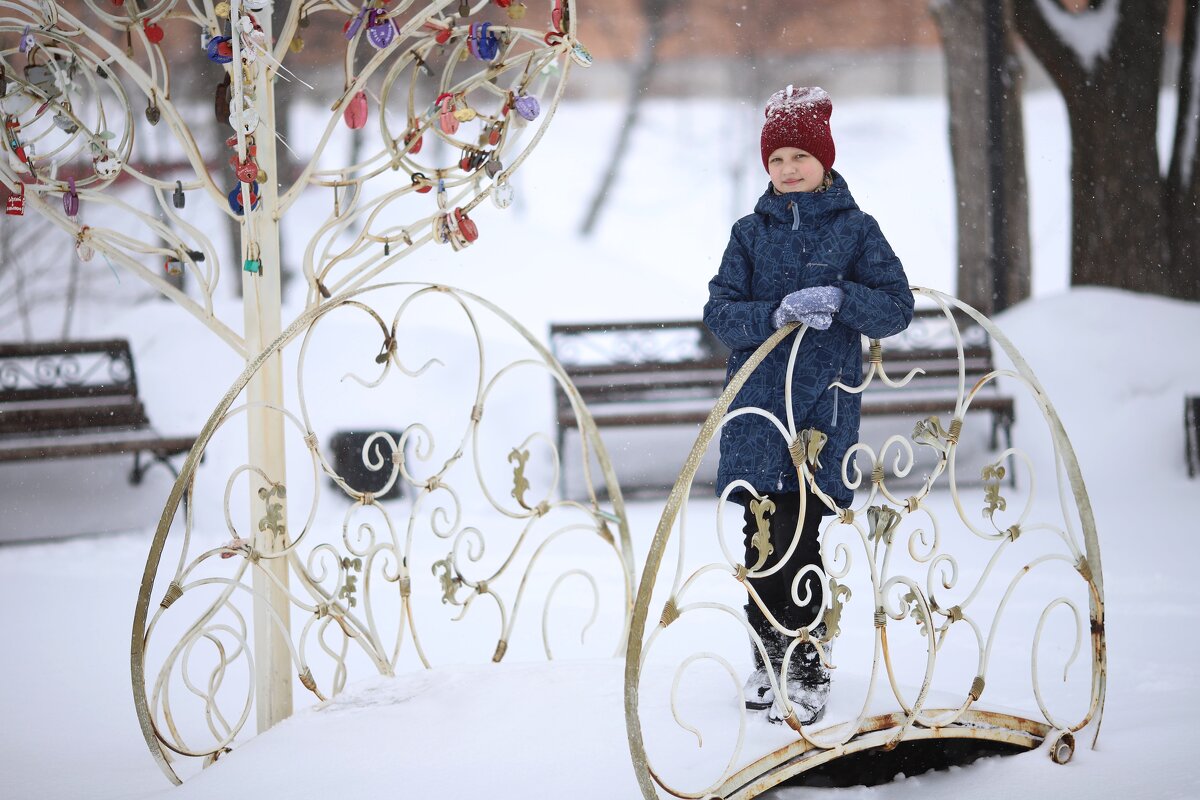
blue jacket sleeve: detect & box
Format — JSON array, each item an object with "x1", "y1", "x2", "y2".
[
  {"x1": 703, "y1": 222, "x2": 778, "y2": 351},
  {"x1": 833, "y1": 214, "x2": 914, "y2": 339}
]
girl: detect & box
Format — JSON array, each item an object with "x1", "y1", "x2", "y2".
[{"x1": 703, "y1": 85, "x2": 914, "y2": 725}]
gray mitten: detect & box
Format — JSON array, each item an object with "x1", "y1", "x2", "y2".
[{"x1": 772, "y1": 286, "x2": 844, "y2": 329}]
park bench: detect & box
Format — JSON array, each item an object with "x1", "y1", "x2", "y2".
[
  {"x1": 0, "y1": 339, "x2": 196, "y2": 482},
  {"x1": 550, "y1": 308, "x2": 1015, "y2": 493}
]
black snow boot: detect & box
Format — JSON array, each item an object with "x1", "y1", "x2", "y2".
[
  {"x1": 768, "y1": 623, "x2": 833, "y2": 727},
  {"x1": 742, "y1": 603, "x2": 784, "y2": 710}
]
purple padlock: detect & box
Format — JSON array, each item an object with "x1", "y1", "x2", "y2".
[
  {"x1": 366, "y1": 10, "x2": 395, "y2": 49},
  {"x1": 344, "y1": 7, "x2": 366, "y2": 40},
  {"x1": 63, "y1": 178, "x2": 79, "y2": 219},
  {"x1": 514, "y1": 94, "x2": 540, "y2": 122}
]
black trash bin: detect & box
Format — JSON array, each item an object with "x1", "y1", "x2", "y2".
[{"x1": 328, "y1": 430, "x2": 404, "y2": 500}]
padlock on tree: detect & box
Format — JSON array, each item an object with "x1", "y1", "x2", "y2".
[
  {"x1": 366, "y1": 9, "x2": 396, "y2": 49},
  {"x1": 454, "y1": 106, "x2": 477, "y2": 123},
  {"x1": 228, "y1": 180, "x2": 260, "y2": 215},
  {"x1": 6, "y1": 183, "x2": 24, "y2": 216},
  {"x1": 436, "y1": 94, "x2": 460, "y2": 134},
  {"x1": 344, "y1": 90, "x2": 369, "y2": 130},
  {"x1": 243, "y1": 242, "x2": 262, "y2": 275},
  {"x1": 411, "y1": 172, "x2": 433, "y2": 194},
  {"x1": 455, "y1": 208, "x2": 479, "y2": 243},
  {"x1": 234, "y1": 154, "x2": 259, "y2": 183},
  {"x1": 5, "y1": 115, "x2": 28, "y2": 164},
  {"x1": 404, "y1": 124, "x2": 423, "y2": 154},
  {"x1": 63, "y1": 178, "x2": 79, "y2": 219},
  {"x1": 514, "y1": 93, "x2": 540, "y2": 121}
]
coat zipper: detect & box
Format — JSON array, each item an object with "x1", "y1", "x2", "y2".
[{"x1": 831, "y1": 368, "x2": 840, "y2": 428}]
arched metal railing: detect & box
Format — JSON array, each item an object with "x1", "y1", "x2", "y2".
[
  {"x1": 131, "y1": 282, "x2": 633, "y2": 784},
  {"x1": 624, "y1": 287, "x2": 1105, "y2": 798}
]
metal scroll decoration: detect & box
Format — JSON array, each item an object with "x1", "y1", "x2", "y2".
[
  {"x1": 624, "y1": 288, "x2": 1106, "y2": 798},
  {"x1": 0, "y1": 0, "x2": 588, "y2": 344},
  {"x1": 131, "y1": 282, "x2": 632, "y2": 784}
]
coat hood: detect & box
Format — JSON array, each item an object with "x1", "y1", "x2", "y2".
[{"x1": 753, "y1": 171, "x2": 858, "y2": 229}]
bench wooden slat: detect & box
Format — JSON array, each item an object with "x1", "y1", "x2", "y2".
[
  {"x1": 0, "y1": 402, "x2": 149, "y2": 435},
  {"x1": 0, "y1": 433, "x2": 196, "y2": 462}
]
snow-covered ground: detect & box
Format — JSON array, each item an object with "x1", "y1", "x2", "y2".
[{"x1": 3, "y1": 89, "x2": 1200, "y2": 800}]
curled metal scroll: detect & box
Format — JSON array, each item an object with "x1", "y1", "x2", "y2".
[
  {"x1": 132, "y1": 282, "x2": 633, "y2": 785},
  {"x1": 624, "y1": 287, "x2": 1106, "y2": 798}
]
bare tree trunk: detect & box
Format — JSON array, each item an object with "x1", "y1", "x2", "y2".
[
  {"x1": 1014, "y1": 0, "x2": 1171, "y2": 295},
  {"x1": 579, "y1": 0, "x2": 675, "y2": 236},
  {"x1": 932, "y1": 0, "x2": 1031, "y2": 314},
  {"x1": 1166, "y1": 0, "x2": 1200, "y2": 300}
]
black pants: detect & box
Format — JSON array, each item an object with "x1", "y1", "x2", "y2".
[{"x1": 740, "y1": 488, "x2": 826, "y2": 632}]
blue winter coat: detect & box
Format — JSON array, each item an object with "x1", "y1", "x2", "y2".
[{"x1": 703, "y1": 174, "x2": 914, "y2": 510}]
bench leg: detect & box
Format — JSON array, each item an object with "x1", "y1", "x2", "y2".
[
  {"x1": 129, "y1": 450, "x2": 183, "y2": 485},
  {"x1": 129, "y1": 451, "x2": 146, "y2": 486}
]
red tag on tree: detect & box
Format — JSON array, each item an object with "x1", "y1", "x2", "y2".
[{"x1": 6, "y1": 184, "x2": 25, "y2": 216}]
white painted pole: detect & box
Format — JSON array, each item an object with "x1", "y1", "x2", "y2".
[{"x1": 235, "y1": 0, "x2": 292, "y2": 733}]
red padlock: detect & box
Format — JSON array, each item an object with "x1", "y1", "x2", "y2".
[
  {"x1": 235, "y1": 157, "x2": 259, "y2": 182},
  {"x1": 487, "y1": 123, "x2": 502, "y2": 146},
  {"x1": 144, "y1": 19, "x2": 165, "y2": 44},
  {"x1": 436, "y1": 93, "x2": 459, "y2": 135},
  {"x1": 404, "y1": 127, "x2": 423, "y2": 155},
  {"x1": 455, "y1": 208, "x2": 478, "y2": 242},
  {"x1": 344, "y1": 90, "x2": 368, "y2": 130},
  {"x1": 6, "y1": 183, "x2": 25, "y2": 216},
  {"x1": 420, "y1": 21, "x2": 453, "y2": 44},
  {"x1": 5, "y1": 115, "x2": 27, "y2": 164},
  {"x1": 411, "y1": 173, "x2": 432, "y2": 194}
]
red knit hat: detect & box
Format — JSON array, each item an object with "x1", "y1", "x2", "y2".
[{"x1": 760, "y1": 85, "x2": 835, "y2": 172}]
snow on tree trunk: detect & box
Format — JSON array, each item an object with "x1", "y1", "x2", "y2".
[
  {"x1": 932, "y1": 0, "x2": 1032, "y2": 314},
  {"x1": 1015, "y1": 0, "x2": 1174, "y2": 296}
]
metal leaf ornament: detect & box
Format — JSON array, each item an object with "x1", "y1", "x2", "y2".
[
  {"x1": 747, "y1": 496, "x2": 776, "y2": 571},
  {"x1": 867, "y1": 504, "x2": 902, "y2": 545},
  {"x1": 912, "y1": 416, "x2": 950, "y2": 454}
]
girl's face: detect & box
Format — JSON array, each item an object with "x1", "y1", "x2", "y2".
[{"x1": 767, "y1": 147, "x2": 826, "y2": 194}]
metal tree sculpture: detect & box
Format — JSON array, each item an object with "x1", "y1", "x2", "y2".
[{"x1": 2, "y1": 0, "x2": 609, "y2": 784}]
